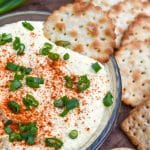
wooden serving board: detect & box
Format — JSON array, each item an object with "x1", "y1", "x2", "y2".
[{"x1": 7, "y1": 0, "x2": 135, "y2": 149}]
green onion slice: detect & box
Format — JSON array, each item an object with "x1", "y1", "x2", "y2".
[
  {"x1": 91, "y1": 62, "x2": 101, "y2": 73},
  {"x1": 68, "y1": 130, "x2": 78, "y2": 139},
  {"x1": 9, "y1": 132, "x2": 22, "y2": 142},
  {"x1": 5, "y1": 127, "x2": 12, "y2": 134},
  {"x1": 26, "y1": 76, "x2": 44, "y2": 88},
  {"x1": 9, "y1": 80, "x2": 22, "y2": 91},
  {"x1": 6, "y1": 62, "x2": 18, "y2": 72},
  {"x1": 55, "y1": 40, "x2": 71, "y2": 47},
  {"x1": 13, "y1": 37, "x2": 20, "y2": 50},
  {"x1": 77, "y1": 75, "x2": 90, "y2": 92},
  {"x1": 13, "y1": 37, "x2": 25, "y2": 55},
  {"x1": 59, "y1": 98, "x2": 79, "y2": 117},
  {"x1": 4, "y1": 120, "x2": 12, "y2": 127},
  {"x1": 23, "y1": 94, "x2": 39, "y2": 109},
  {"x1": 19, "y1": 122, "x2": 38, "y2": 145},
  {"x1": 103, "y1": 91, "x2": 113, "y2": 107},
  {"x1": 39, "y1": 42, "x2": 53, "y2": 56},
  {"x1": 8, "y1": 101, "x2": 20, "y2": 113},
  {"x1": 22, "y1": 21, "x2": 34, "y2": 31},
  {"x1": 0, "y1": 33, "x2": 12, "y2": 45},
  {"x1": 45, "y1": 137, "x2": 63, "y2": 148},
  {"x1": 48, "y1": 52, "x2": 60, "y2": 61},
  {"x1": 63, "y1": 53, "x2": 70, "y2": 60},
  {"x1": 64, "y1": 76, "x2": 73, "y2": 89},
  {"x1": 54, "y1": 96, "x2": 69, "y2": 108}
]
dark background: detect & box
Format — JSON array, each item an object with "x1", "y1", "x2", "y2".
[{"x1": 1, "y1": 0, "x2": 135, "y2": 149}]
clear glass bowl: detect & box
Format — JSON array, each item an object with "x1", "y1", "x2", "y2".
[{"x1": 0, "y1": 11, "x2": 122, "y2": 150}]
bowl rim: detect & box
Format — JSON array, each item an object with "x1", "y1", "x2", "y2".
[{"x1": 0, "y1": 11, "x2": 122, "y2": 150}]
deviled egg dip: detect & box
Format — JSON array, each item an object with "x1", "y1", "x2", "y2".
[{"x1": 0, "y1": 21, "x2": 114, "y2": 150}]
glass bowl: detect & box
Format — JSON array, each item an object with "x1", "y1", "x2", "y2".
[{"x1": 0, "y1": 11, "x2": 122, "y2": 150}]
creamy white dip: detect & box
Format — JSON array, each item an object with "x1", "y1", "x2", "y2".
[{"x1": 0, "y1": 21, "x2": 114, "y2": 150}]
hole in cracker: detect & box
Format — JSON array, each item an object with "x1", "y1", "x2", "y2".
[
  {"x1": 139, "y1": 49, "x2": 142, "y2": 53},
  {"x1": 101, "y1": 38, "x2": 106, "y2": 41},
  {"x1": 132, "y1": 94, "x2": 135, "y2": 97},
  {"x1": 146, "y1": 105, "x2": 149, "y2": 109},
  {"x1": 142, "y1": 114, "x2": 145, "y2": 118},
  {"x1": 82, "y1": 12, "x2": 86, "y2": 16},
  {"x1": 147, "y1": 120, "x2": 150, "y2": 124},
  {"x1": 122, "y1": 59, "x2": 125, "y2": 62},
  {"x1": 93, "y1": 17, "x2": 96, "y2": 20},
  {"x1": 141, "y1": 72, "x2": 145, "y2": 75},
  {"x1": 74, "y1": 38, "x2": 78, "y2": 41},
  {"x1": 142, "y1": 128, "x2": 146, "y2": 132},
  {"x1": 143, "y1": 95, "x2": 146, "y2": 98},
  {"x1": 130, "y1": 52, "x2": 133, "y2": 55},
  {"x1": 53, "y1": 27, "x2": 56, "y2": 30},
  {"x1": 142, "y1": 83, "x2": 145, "y2": 86},
  {"x1": 100, "y1": 26, "x2": 103, "y2": 29},
  {"x1": 140, "y1": 60, "x2": 143, "y2": 64},
  {"x1": 61, "y1": 18, "x2": 63, "y2": 22},
  {"x1": 86, "y1": 44, "x2": 89, "y2": 47},
  {"x1": 129, "y1": 70, "x2": 132, "y2": 73},
  {"x1": 79, "y1": 25, "x2": 83, "y2": 28},
  {"x1": 132, "y1": 80, "x2": 135, "y2": 83},
  {"x1": 64, "y1": 33, "x2": 67, "y2": 36},
  {"x1": 133, "y1": 132, "x2": 136, "y2": 136},
  {"x1": 71, "y1": 13, "x2": 74, "y2": 16}
]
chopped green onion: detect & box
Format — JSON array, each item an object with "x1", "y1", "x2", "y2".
[
  {"x1": 19, "y1": 122, "x2": 38, "y2": 145},
  {"x1": 23, "y1": 94, "x2": 39, "y2": 109},
  {"x1": 68, "y1": 130, "x2": 78, "y2": 139},
  {"x1": 55, "y1": 40, "x2": 71, "y2": 47},
  {"x1": 91, "y1": 62, "x2": 101, "y2": 73},
  {"x1": 4, "y1": 120, "x2": 12, "y2": 127},
  {"x1": 6, "y1": 62, "x2": 18, "y2": 72},
  {"x1": 19, "y1": 66, "x2": 32, "y2": 75},
  {"x1": 45, "y1": 137, "x2": 63, "y2": 148},
  {"x1": 14, "y1": 71, "x2": 24, "y2": 80},
  {"x1": 9, "y1": 132, "x2": 22, "y2": 142},
  {"x1": 48, "y1": 52, "x2": 60, "y2": 61},
  {"x1": 13, "y1": 37, "x2": 20, "y2": 50},
  {"x1": 6, "y1": 62, "x2": 32, "y2": 75},
  {"x1": 13, "y1": 37, "x2": 25, "y2": 55},
  {"x1": 17, "y1": 43, "x2": 25, "y2": 55},
  {"x1": 54, "y1": 96, "x2": 69, "y2": 108},
  {"x1": 9, "y1": 80, "x2": 22, "y2": 91},
  {"x1": 26, "y1": 76, "x2": 44, "y2": 88},
  {"x1": 8, "y1": 101, "x2": 20, "y2": 113},
  {"x1": 0, "y1": 33, "x2": 12, "y2": 45},
  {"x1": 77, "y1": 75, "x2": 90, "y2": 92},
  {"x1": 64, "y1": 76, "x2": 73, "y2": 89},
  {"x1": 24, "y1": 67, "x2": 32, "y2": 75},
  {"x1": 5, "y1": 127, "x2": 12, "y2": 134},
  {"x1": 22, "y1": 21, "x2": 34, "y2": 31},
  {"x1": 39, "y1": 42, "x2": 53, "y2": 56},
  {"x1": 103, "y1": 91, "x2": 113, "y2": 107},
  {"x1": 63, "y1": 53, "x2": 70, "y2": 60},
  {"x1": 59, "y1": 98, "x2": 79, "y2": 117}
]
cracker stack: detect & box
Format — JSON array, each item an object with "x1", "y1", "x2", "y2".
[
  {"x1": 43, "y1": 0, "x2": 150, "y2": 149},
  {"x1": 115, "y1": 41, "x2": 150, "y2": 107}
]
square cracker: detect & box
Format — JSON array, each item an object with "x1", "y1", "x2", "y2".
[
  {"x1": 121, "y1": 100, "x2": 150, "y2": 150},
  {"x1": 115, "y1": 41, "x2": 150, "y2": 107}
]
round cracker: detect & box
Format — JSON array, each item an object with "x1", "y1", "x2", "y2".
[
  {"x1": 122, "y1": 14, "x2": 150, "y2": 46},
  {"x1": 115, "y1": 41, "x2": 150, "y2": 107},
  {"x1": 109, "y1": 0, "x2": 150, "y2": 48},
  {"x1": 75, "y1": 0, "x2": 124, "y2": 11},
  {"x1": 44, "y1": 2, "x2": 115, "y2": 63}
]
